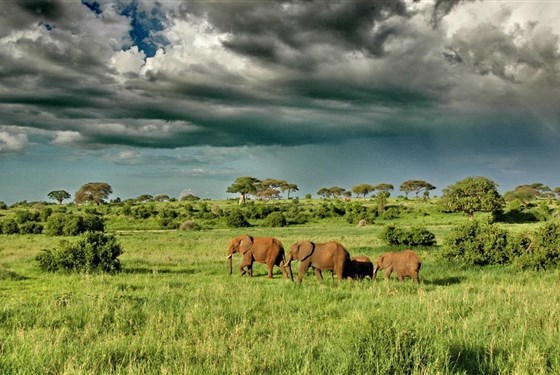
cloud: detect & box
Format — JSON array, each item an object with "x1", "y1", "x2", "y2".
[
  {"x1": 0, "y1": 129, "x2": 28, "y2": 154},
  {"x1": 0, "y1": 0, "x2": 559, "y2": 157}
]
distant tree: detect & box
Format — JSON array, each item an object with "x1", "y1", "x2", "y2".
[
  {"x1": 180, "y1": 194, "x2": 200, "y2": 201},
  {"x1": 328, "y1": 186, "x2": 346, "y2": 199},
  {"x1": 136, "y1": 194, "x2": 153, "y2": 202},
  {"x1": 375, "y1": 183, "x2": 394, "y2": 196},
  {"x1": 317, "y1": 187, "x2": 330, "y2": 199},
  {"x1": 256, "y1": 188, "x2": 281, "y2": 202},
  {"x1": 440, "y1": 176, "x2": 504, "y2": 218},
  {"x1": 281, "y1": 183, "x2": 299, "y2": 199},
  {"x1": 555, "y1": 187, "x2": 560, "y2": 200},
  {"x1": 352, "y1": 184, "x2": 376, "y2": 200},
  {"x1": 504, "y1": 186, "x2": 539, "y2": 208},
  {"x1": 154, "y1": 195, "x2": 171, "y2": 202},
  {"x1": 227, "y1": 176, "x2": 260, "y2": 205},
  {"x1": 400, "y1": 180, "x2": 436, "y2": 199},
  {"x1": 47, "y1": 190, "x2": 71, "y2": 205},
  {"x1": 75, "y1": 183, "x2": 112, "y2": 205}
]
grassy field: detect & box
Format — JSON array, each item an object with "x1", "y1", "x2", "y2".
[{"x1": 1, "y1": 202, "x2": 560, "y2": 374}]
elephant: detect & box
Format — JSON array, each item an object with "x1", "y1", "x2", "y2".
[
  {"x1": 373, "y1": 250, "x2": 421, "y2": 283},
  {"x1": 226, "y1": 234, "x2": 291, "y2": 279},
  {"x1": 344, "y1": 256, "x2": 374, "y2": 280},
  {"x1": 284, "y1": 240, "x2": 350, "y2": 284}
]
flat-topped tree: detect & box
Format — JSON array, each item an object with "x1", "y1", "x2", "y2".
[
  {"x1": 75, "y1": 182, "x2": 112, "y2": 205},
  {"x1": 352, "y1": 184, "x2": 376, "y2": 200},
  {"x1": 227, "y1": 176, "x2": 260, "y2": 205},
  {"x1": 400, "y1": 180, "x2": 436, "y2": 199}
]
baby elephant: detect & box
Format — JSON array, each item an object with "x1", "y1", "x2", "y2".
[
  {"x1": 345, "y1": 256, "x2": 374, "y2": 280},
  {"x1": 373, "y1": 250, "x2": 421, "y2": 283}
]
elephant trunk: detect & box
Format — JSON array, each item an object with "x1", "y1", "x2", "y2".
[
  {"x1": 372, "y1": 266, "x2": 378, "y2": 280},
  {"x1": 284, "y1": 253, "x2": 293, "y2": 267},
  {"x1": 227, "y1": 253, "x2": 233, "y2": 275}
]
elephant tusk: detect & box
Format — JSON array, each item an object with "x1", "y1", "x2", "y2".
[{"x1": 226, "y1": 254, "x2": 233, "y2": 259}]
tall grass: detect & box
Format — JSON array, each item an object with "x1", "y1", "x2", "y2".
[{"x1": 1, "y1": 222, "x2": 559, "y2": 374}]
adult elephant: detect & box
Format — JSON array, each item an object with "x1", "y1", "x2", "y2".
[
  {"x1": 345, "y1": 256, "x2": 374, "y2": 280},
  {"x1": 226, "y1": 234, "x2": 291, "y2": 279},
  {"x1": 373, "y1": 250, "x2": 421, "y2": 283},
  {"x1": 284, "y1": 240, "x2": 350, "y2": 284}
]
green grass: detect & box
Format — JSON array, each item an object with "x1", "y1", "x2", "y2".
[{"x1": 1, "y1": 203, "x2": 560, "y2": 374}]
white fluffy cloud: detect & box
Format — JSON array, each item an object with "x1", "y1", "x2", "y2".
[{"x1": 0, "y1": 130, "x2": 28, "y2": 154}]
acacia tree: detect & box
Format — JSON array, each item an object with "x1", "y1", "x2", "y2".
[
  {"x1": 47, "y1": 190, "x2": 71, "y2": 204},
  {"x1": 352, "y1": 184, "x2": 376, "y2": 200},
  {"x1": 440, "y1": 176, "x2": 504, "y2": 218},
  {"x1": 400, "y1": 180, "x2": 436, "y2": 199},
  {"x1": 281, "y1": 183, "x2": 299, "y2": 199},
  {"x1": 226, "y1": 176, "x2": 260, "y2": 205},
  {"x1": 75, "y1": 182, "x2": 112, "y2": 205}
]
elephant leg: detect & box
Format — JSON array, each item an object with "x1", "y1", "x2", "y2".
[
  {"x1": 411, "y1": 270, "x2": 420, "y2": 283},
  {"x1": 239, "y1": 257, "x2": 252, "y2": 277},
  {"x1": 397, "y1": 274, "x2": 404, "y2": 282},
  {"x1": 278, "y1": 260, "x2": 288, "y2": 279},
  {"x1": 314, "y1": 268, "x2": 323, "y2": 282},
  {"x1": 384, "y1": 266, "x2": 393, "y2": 280},
  {"x1": 297, "y1": 262, "x2": 311, "y2": 285},
  {"x1": 334, "y1": 265, "x2": 344, "y2": 281}
]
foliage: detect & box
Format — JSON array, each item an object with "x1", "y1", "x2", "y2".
[
  {"x1": 265, "y1": 212, "x2": 287, "y2": 227},
  {"x1": 45, "y1": 213, "x2": 105, "y2": 236},
  {"x1": 0, "y1": 201, "x2": 7, "y2": 210},
  {"x1": 1, "y1": 219, "x2": 19, "y2": 234},
  {"x1": 515, "y1": 221, "x2": 560, "y2": 270},
  {"x1": 47, "y1": 190, "x2": 71, "y2": 204},
  {"x1": 75, "y1": 182, "x2": 113, "y2": 205},
  {"x1": 36, "y1": 232, "x2": 122, "y2": 273},
  {"x1": 440, "y1": 219, "x2": 518, "y2": 266},
  {"x1": 440, "y1": 176, "x2": 504, "y2": 217},
  {"x1": 352, "y1": 184, "x2": 376, "y2": 199},
  {"x1": 226, "y1": 176, "x2": 260, "y2": 204},
  {"x1": 224, "y1": 209, "x2": 250, "y2": 228},
  {"x1": 380, "y1": 224, "x2": 436, "y2": 246},
  {"x1": 399, "y1": 180, "x2": 435, "y2": 199}
]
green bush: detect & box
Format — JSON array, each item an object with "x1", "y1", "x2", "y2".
[
  {"x1": 1, "y1": 219, "x2": 19, "y2": 234},
  {"x1": 225, "y1": 209, "x2": 250, "y2": 228},
  {"x1": 14, "y1": 210, "x2": 40, "y2": 224},
  {"x1": 45, "y1": 213, "x2": 104, "y2": 236},
  {"x1": 19, "y1": 222, "x2": 44, "y2": 234},
  {"x1": 265, "y1": 212, "x2": 287, "y2": 227},
  {"x1": 380, "y1": 224, "x2": 436, "y2": 247},
  {"x1": 440, "y1": 219, "x2": 512, "y2": 265},
  {"x1": 515, "y1": 221, "x2": 560, "y2": 270},
  {"x1": 36, "y1": 232, "x2": 123, "y2": 273}
]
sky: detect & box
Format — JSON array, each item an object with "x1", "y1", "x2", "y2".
[{"x1": 1, "y1": 0, "x2": 560, "y2": 203}]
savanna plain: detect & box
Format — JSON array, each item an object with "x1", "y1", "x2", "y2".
[{"x1": 1, "y1": 198, "x2": 560, "y2": 374}]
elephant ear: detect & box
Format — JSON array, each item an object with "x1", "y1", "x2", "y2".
[
  {"x1": 298, "y1": 241, "x2": 315, "y2": 261},
  {"x1": 239, "y1": 234, "x2": 254, "y2": 254}
]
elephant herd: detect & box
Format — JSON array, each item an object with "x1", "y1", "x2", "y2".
[{"x1": 226, "y1": 234, "x2": 422, "y2": 285}]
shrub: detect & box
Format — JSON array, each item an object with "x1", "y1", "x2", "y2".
[
  {"x1": 15, "y1": 210, "x2": 40, "y2": 224},
  {"x1": 1, "y1": 219, "x2": 19, "y2": 235},
  {"x1": 45, "y1": 213, "x2": 104, "y2": 236},
  {"x1": 265, "y1": 212, "x2": 287, "y2": 227},
  {"x1": 380, "y1": 224, "x2": 436, "y2": 247},
  {"x1": 515, "y1": 221, "x2": 560, "y2": 270},
  {"x1": 36, "y1": 232, "x2": 123, "y2": 273},
  {"x1": 440, "y1": 219, "x2": 512, "y2": 265},
  {"x1": 19, "y1": 222, "x2": 44, "y2": 234},
  {"x1": 225, "y1": 209, "x2": 250, "y2": 228}
]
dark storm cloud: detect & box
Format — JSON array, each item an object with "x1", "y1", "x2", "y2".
[
  {"x1": 186, "y1": 0, "x2": 410, "y2": 66},
  {"x1": 1, "y1": 0, "x2": 559, "y2": 156}
]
